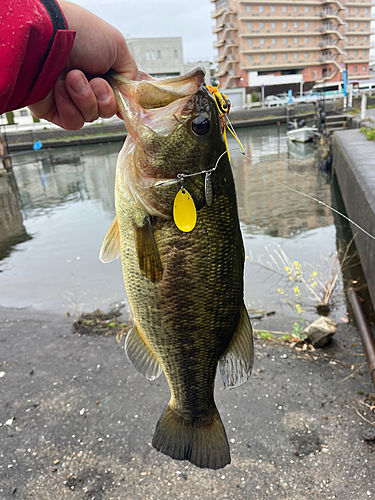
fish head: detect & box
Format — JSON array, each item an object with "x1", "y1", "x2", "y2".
[{"x1": 109, "y1": 68, "x2": 228, "y2": 219}]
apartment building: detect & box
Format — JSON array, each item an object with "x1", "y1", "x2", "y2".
[{"x1": 212, "y1": 0, "x2": 374, "y2": 89}]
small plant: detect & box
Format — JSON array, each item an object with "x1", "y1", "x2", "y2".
[
  {"x1": 254, "y1": 240, "x2": 356, "y2": 318},
  {"x1": 360, "y1": 127, "x2": 375, "y2": 141}
]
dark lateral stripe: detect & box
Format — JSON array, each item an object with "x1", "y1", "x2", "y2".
[{"x1": 40, "y1": 0, "x2": 67, "y2": 37}]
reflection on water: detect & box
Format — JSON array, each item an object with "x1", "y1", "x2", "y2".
[{"x1": 0, "y1": 126, "x2": 348, "y2": 323}]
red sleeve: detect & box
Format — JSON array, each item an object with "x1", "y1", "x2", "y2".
[{"x1": 0, "y1": 0, "x2": 75, "y2": 114}]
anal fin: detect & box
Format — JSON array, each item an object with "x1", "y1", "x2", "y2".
[
  {"x1": 219, "y1": 305, "x2": 254, "y2": 390},
  {"x1": 125, "y1": 322, "x2": 163, "y2": 380},
  {"x1": 99, "y1": 216, "x2": 121, "y2": 263},
  {"x1": 134, "y1": 216, "x2": 163, "y2": 283}
]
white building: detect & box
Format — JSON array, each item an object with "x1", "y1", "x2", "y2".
[{"x1": 127, "y1": 37, "x2": 212, "y2": 85}]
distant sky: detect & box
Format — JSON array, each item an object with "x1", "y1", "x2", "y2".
[{"x1": 72, "y1": 0, "x2": 216, "y2": 63}]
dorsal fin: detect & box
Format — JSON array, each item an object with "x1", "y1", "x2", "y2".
[{"x1": 99, "y1": 217, "x2": 121, "y2": 263}]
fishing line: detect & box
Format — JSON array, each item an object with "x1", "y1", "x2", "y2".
[{"x1": 255, "y1": 158, "x2": 375, "y2": 242}]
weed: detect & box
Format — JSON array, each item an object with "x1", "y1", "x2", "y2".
[{"x1": 360, "y1": 127, "x2": 375, "y2": 141}]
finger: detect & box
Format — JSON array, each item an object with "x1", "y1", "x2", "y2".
[
  {"x1": 90, "y1": 78, "x2": 117, "y2": 119},
  {"x1": 28, "y1": 90, "x2": 60, "y2": 125},
  {"x1": 112, "y1": 42, "x2": 138, "y2": 80},
  {"x1": 65, "y1": 70, "x2": 99, "y2": 123},
  {"x1": 54, "y1": 79, "x2": 85, "y2": 130}
]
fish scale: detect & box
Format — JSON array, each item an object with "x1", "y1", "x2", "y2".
[{"x1": 100, "y1": 68, "x2": 254, "y2": 470}]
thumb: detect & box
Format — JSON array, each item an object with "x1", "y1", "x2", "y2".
[{"x1": 112, "y1": 42, "x2": 138, "y2": 80}]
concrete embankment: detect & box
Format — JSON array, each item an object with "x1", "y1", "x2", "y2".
[
  {"x1": 332, "y1": 129, "x2": 375, "y2": 308},
  {"x1": 3, "y1": 103, "x2": 337, "y2": 152}
]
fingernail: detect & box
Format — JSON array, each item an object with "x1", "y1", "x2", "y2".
[
  {"x1": 70, "y1": 74, "x2": 88, "y2": 95},
  {"x1": 97, "y1": 86, "x2": 111, "y2": 103}
]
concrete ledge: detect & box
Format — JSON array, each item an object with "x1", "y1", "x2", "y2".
[{"x1": 332, "y1": 129, "x2": 375, "y2": 307}]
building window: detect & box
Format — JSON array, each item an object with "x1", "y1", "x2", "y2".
[
  {"x1": 294, "y1": 53, "x2": 298, "y2": 59},
  {"x1": 354, "y1": 50, "x2": 358, "y2": 56},
  {"x1": 282, "y1": 6, "x2": 286, "y2": 12},
  {"x1": 355, "y1": 7, "x2": 359, "y2": 13},
  {"x1": 354, "y1": 22, "x2": 358, "y2": 28},
  {"x1": 283, "y1": 38, "x2": 287, "y2": 44},
  {"x1": 151, "y1": 50, "x2": 156, "y2": 60},
  {"x1": 353, "y1": 66, "x2": 357, "y2": 72},
  {"x1": 260, "y1": 38, "x2": 264, "y2": 45},
  {"x1": 248, "y1": 55, "x2": 253, "y2": 61},
  {"x1": 364, "y1": 36, "x2": 368, "y2": 42},
  {"x1": 259, "y1": 22, "x2": 264, "y2": 28},
  {"x1": 346, "y1": 8, "x2": 349, "y2": 13},
  {"x1": 365, "y1": 8, "x2": 368, "y2": 13},
  {"x1": 259, "y1": 5, "x2": 263, "y2": 12},
  {"x1": 304, "y1": 38, "x2": 309, "y2": 44},
  {"x1": 272, "y1": 54, "x2": 276, "y2": 60},
  {"x1": 271, "y1": 22, "x2": 276, "y2": 28},
  {"x1": 305, "y1": 22, "x2": 309, "y2": 28},
  {"x1": 363, "y1": 50, "x2": 367, "y2": 56},
  {"x1": 248, "y1": 38, "x2": 253, "y2": 45},
  {"x1": 313, "y1": 52, "x2": 316, "y2": 58},
  {"x1": 294, "y1": 38, "x2": 298, "y2": 44},
  {"x1": 174, "y1": 50, "x2": 178, "y2": 58},
  {"x1": 146, "y1": 51, "x2": 150, "y2": 61},
  {"x1": 271, "y1": 6, "x2": 275, "y2": 12},
  {"x1": 313, "y1": 37, "x2": 316, "y2": 43},
  {"x1": 346, "y1": 23, "x2": 349, "y2": 28},
  {"x1": 364, "y1": 22, "x2": 368, "y2": 28},
  {"x1": 354, "y1": 36, "x2": 358, "y2": 42},
  {"x1": 305, "y1": 7, "x2": 309, "y2": 13},
  {"x1": 283, "y1": 53, "x2": 287, "y2": 59},
  {"x1": 246, "y1": 5, "x2": 251, "y2": 12},
  {"x1": 293, "y1": 6, "x2": 298, "y2": 12},
  {"x1": 271, "y1": 38, "x2": 276, "y2": 44},
  {"x1": 260, "y1": 54, "x2": 265, "y2": 61},
  {"x1": 363, "y1": 66, "x2": 367, "y2": 72},
  {"x1": 282, "y1": 22, "x2": 287, "y2": 28},
  {"x1": 293, "y1": 22, "x2": 298, "y2": 28},
  {"x1": 247, "y1": 22, "x2": 252, "y2": 29},
  {"x1": 305, "y1": 53, "x2": 308, "y2": 58}
]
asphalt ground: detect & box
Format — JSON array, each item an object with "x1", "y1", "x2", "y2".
[{"x1": 0, "y1": 306, "x2": 374, "y2": 500}]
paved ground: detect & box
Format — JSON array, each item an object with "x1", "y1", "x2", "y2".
[{"x1": 0, "y1": 306, "x2": 374, "y2": 500}]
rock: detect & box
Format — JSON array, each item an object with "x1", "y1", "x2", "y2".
[
  {"x1": 303, "y1": 317, "x2": 337, "y2": 348},
  {"x1": 363, "y1": 427, "x2": 375, "y2": 441}
]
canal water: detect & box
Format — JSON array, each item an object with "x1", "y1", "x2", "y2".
[{"x1": 0, "y1": 125, "x2": 349, "y2": 327}]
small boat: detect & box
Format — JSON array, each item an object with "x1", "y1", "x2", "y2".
[{"x1": 286, "y1": 119, "x2": 319, "y2": 143}]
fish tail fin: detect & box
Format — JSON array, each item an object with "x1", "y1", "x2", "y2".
[{"x1": 152, "y1": 403, "x2": 230, "y2": 470}]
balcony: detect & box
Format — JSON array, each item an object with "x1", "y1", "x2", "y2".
[{"x1": 322, "y1": 0, "x2": 344, "y2": 9}]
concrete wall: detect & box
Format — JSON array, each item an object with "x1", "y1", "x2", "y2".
[{"x1": 332, "y1": 130, "x2": 375, "y2": 309}]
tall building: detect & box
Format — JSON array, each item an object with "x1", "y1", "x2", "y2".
[{"x1": 212, "y1": 0, "x2": 374, "y2": 89}]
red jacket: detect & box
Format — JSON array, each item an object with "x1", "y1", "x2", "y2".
[{"x1": 0, "y1": 0, "x2": 75, "y2": 114}]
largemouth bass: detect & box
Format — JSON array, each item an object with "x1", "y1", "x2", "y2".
[{"x1": 100, "y1": 68, "x2": 253, "y2": 470}]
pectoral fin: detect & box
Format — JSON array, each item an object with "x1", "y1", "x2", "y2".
[
  {"x1": 219, "y1": 306, "x2": 254, "y2": 390},
  {"x1": 134, "y1": 216, "x2": 163, "y2": 283},
  {"x1": 125, "y1": 322, "x2": 163, "y2": 380},
  {"x1": 99, "y1": 217, "x2": 121, "y2": 263}
]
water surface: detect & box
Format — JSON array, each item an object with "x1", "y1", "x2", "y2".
[{"x1": 0, "y1": 125, "x2": 347, "y2": 325}]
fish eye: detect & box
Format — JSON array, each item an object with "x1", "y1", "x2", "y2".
[{"x1": 191, "y1": 115, "x2": 210, "y2": 136}]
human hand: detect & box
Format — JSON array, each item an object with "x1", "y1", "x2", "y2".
[{"x1": 29, "y1": 0, "x2": 137, "y2": 130}]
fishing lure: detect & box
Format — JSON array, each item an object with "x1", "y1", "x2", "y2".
[{"x1": 206, "y1": 85, "x2": 245, "y2": 161}]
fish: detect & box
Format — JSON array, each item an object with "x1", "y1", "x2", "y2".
[{"x1": 100, "y1": 68, "x2": 254, "y2": 470}]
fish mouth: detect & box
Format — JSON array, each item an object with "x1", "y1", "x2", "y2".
[{"x1": 108, "y1": 67, "x2": 206, "y2": 138}]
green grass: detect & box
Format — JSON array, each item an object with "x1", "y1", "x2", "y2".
[{"x1": 360, "y1": 127, "x2": 375, "y2": 141}]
